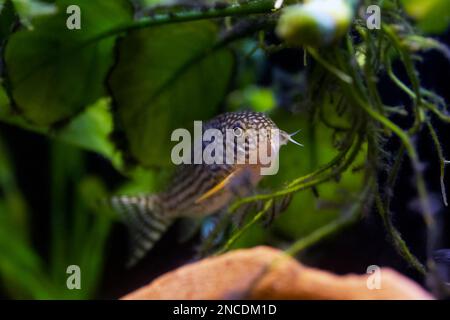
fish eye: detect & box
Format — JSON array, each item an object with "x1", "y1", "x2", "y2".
[
  {"x1": 233, "y1": 126, "x2": 243, "y2": 137},
  {"x1": 232, "y1": 122, "x2": 244, "y2": 137}
]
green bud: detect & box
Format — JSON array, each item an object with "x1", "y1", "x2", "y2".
[{"x1": 276, "y1": 0, "x2": 354, "y2": 47}]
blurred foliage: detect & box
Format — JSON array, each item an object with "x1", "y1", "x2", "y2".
[
  {"x1": 0, "y1": 92, "x2": 122, "y2": 170},
  {"x1": 109, "y1": 21, "x2": 233, "y2": 167},
  {"x1": 4, "y1": 0, "x2": 132, "y2": 125},
  {"x1": 0, "y1": 134, "x2": 114, "y2": 298},
  {"x1": 0, "y1": 0, "x2": 449, "y2": 299},
  {"x1": 228, "y1": 86, "x2": 276, "y2": 112},
  {"x1": 9, "y1": 0, "x2": 57, "y2": 29},
  {"x1": 401, "y1": 0, "x2": 450, "y2": 34},
  {"x1": 0, "y1": 0, "x2": 16, "y2": 40}
]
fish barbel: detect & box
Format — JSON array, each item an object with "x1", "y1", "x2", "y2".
[{"x1": 111, "y1": 111, "x2": 299, "y2": 266}]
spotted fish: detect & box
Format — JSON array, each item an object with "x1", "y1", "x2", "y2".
[{"x1": 110, "y1": 111, "x2": 301, "y2": 267}]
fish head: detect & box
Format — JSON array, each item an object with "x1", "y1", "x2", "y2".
[{"x1": 205, "y1": 111, "x2": 301, "y2": 169}]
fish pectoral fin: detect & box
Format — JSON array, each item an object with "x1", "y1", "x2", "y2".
[{"x1": 194, "y1": 169, "x2": 241, "y2": 204}]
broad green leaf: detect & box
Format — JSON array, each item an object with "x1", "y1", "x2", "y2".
[
  {"x1": 0, "y1": 91, "x2": 123, "y2": 170},
  {"x1": 55, "y1": 98, "x2": 123, "y2": 169},
  {"x1": 5, "y1": 0, "x2": 133, "y2": 125},
  {"x1": 11, "y1": 0, "x2": 57, "y2": 29},
  {"x1": 108, "y1": 21, "x2": 233, "y2": 167},
  {"x1": 401, "y1": 0, "x2": 450, "y2": 34}
]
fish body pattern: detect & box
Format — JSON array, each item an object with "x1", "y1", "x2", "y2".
[{"x1": 111, "y1": 111, "x2": 292, "y2": 266}]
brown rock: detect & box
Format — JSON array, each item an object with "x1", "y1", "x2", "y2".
[{"x1": 122, "y1": 246, "x2": 433, "y2": 300}]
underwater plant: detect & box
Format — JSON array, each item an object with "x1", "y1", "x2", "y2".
[{"x1": 0, "y1": 0, "x2": 449, "y2": 299}]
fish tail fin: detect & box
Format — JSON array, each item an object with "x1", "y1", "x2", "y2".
[{"x1": 109, "y1": 195, "x2": 173, "y2": 268}]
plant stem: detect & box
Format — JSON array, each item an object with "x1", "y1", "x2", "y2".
[
  {"x1": 330, "y1": 30, "x2": 437, "y2": 273},
  {"x1": 386, "y1": 56, "x2": 415, "y2": 99},
  {"x1": 375, "y1": 191, "x2": 426, "y2": 274},
  {"x1": 383, "y1": 25, "x2": 424, "y2": 127},
  {"x1": 307, "y1": 47, "x2": 353, "y2": 84},
  {"x1": 217, "y1": 200, "x2": 274, "y2": 254},
  {"x1": 427, "y1": 121, "x2": 448, "y2": 207},
  {"x1": 230, "y1": 130, "x2": 364, "y2": 212},
  {"x1": 425, "y1": 103, "x2": 450, "y2": 123},
  {"x1": 347, "y1": 83, "x2": 435, "y2": 269},
  {"x1": 285, "y1": 181, "x2": 372, "y2": 257},
  {"x1": 86, "y1": 0, "x2": 277, "y2": 44}
]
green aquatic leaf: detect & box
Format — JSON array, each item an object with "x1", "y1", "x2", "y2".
[
  {"x1": 71, "y1": 176, "x2": 113, "y2": 298},
  {"x1": 401, "y1": 0, "x2": 450, "y2": 34},
  {"x1": 56, "y1": 98, "x2": 123, "y2": 170},
  {"x1": 11, "y1": 0, "x2": 57, "y2": 29},
  {"x1": 4, "y1": 0, "x2": 133, "y2": 125},
  {"x1": 0, "y1": 91, "x2": 123, "y2": 170},
  {"x1": 108, "y1": 21, "x2": 233, "y2": 167}
]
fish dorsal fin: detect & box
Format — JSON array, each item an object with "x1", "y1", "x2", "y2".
[{"x1": 110, "y1": 195, "x2": 174, "y2": 267}]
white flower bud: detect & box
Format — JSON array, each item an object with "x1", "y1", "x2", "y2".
[{"x1": 276, "y1": 0, "x2": 354, "y2": 47}]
